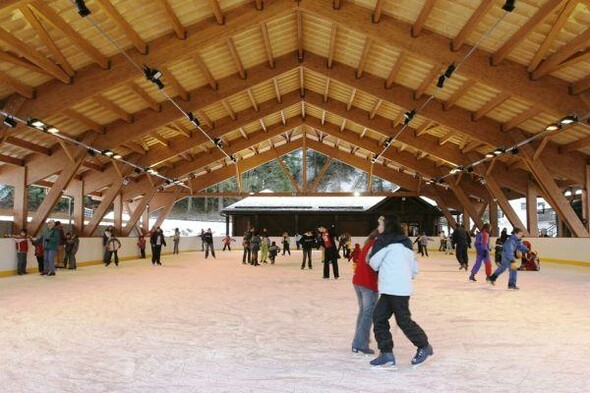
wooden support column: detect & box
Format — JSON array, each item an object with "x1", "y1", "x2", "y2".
[
  {"x1": 446, "y1": 179, "x2": 484, "y2": 230},
  {"x1": 68, "y1": 179, "x2": 84, "y2": 235},
  {"x1": 489, "y1": 200, "x2": 498, "y2": 236},
  {"x1": 431, "y1": 186, "x2": 457, "y2": 230},
  {"x1": 83, "y1": 180, "x2": 124, "y2": 237},
  {"x1": 152, "y1": 188, "x2": 181, "y2": 229},
  {"x1": 310, "y1": 157, "x2": 332, "y2": 192},
  {"x1": 276, "y1": 157, "x2": 301, "y2": 193},
  {"x1": 113, "y1": 193, "x2": 123, "y2": 235},
  {"x1": 302, "y1": 137, "x2": 307, "y2": 193},
  {"x1": 12, "y1": 167, "x2": 27, "y2": 233},
  {"x1": 142, "y1": 205, "x2": 150, "y2": 232},
  {"x1": 526, "y1": 181, "x2": 539, "y2": 237},
  {"x1": 462, "y1": 209, "x2": 470, "y2": 230},
  {"x1": 515, "y1": 133, "x2": 590, "y2": 237},
  {"x1": 122, "y1": 189, "x2": 157, "y2": 236},
  {"x1": 484, "y1": 175, "x2": 529, "y2": 236}
]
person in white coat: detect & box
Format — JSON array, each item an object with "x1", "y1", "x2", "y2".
[{"x1": 368, "y1": 215, "x2": 433, "y2": 369}]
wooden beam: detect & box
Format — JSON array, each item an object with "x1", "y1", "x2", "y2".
[
  {"x1": 221, "y1": 99, "x2": 236, "y2": 121},
  {"x1": 323, "y1": 78, "x2": 330, "y2": 102},
  {"x1": 114, "y1": 193, "x2": 123, "y2": 234},
  {"x1": 452, "y1": 0, "x2": 494, "y2": 51},
  {"x1": 273, "y1": 77, "x2": 282, "y2": 103},
  {"x1": 531, "y1": 26, "x2": 590, "y2": 80},
  {"x1": 31, "y1": 0, "x2": 109, "y2": 69},
  {"x1": 161, "y1": 66, "x2": 189, "y2": 101},
  {"x1": 501, "y1": 107, "x2": 542, "y2": 132},
  {"x1": 95, "y1": 0, "x2": 148, "y2": 54},
  {"x1": 528, "y1": 0, "x2": 579, "y2": 72},
  {"x1": 122, "y1": 187, "x2": 157, "y2": 236},
  {"x1": 526, "y1": 180, "x2": 539, "y2": 237},
  {"x1": 0, "y1": 70, "x2": 34, "y2": 98},
  {"x1": 559, "y1": 135, "x2": 590, "y2": 153},
  {"x1": 94, "y1": 96, "x2": 133, "y2": 123},
  {"x1": 275, "y1": 156, "x2": 301, "y2": 192},
  {"x1": 412, "y1": 0, "x2": 436, "y2": 37},
  {"x1": 300, "y1": 66, "x2": 305, "y2": 97},
  {"x1": 57, "y1": 139, "x2": 75, "y2": 163},
  {"x1": 0, "y1": 50, "x2": 46, "y2": 75},
  {"x1": 0, "y1": 25, "x2": 69, "y2": 84},
  {"x1": 346, "y1": 88, "x2": 357, "y2": 110},
  {"x1": 0, "y1": 153, "x2": 23, "y2": 166},
  {"x1": 356, "y1": 37, "x2": 373, "y2": 78},
  {"x1": 443, "y1": 80, "x2": 476, "y2": 111},
  {"x1": 385, "y1": 52, "x2": 405, "y2": 89},
  {"x1": 492, "y1": 0, "x2": 564, "y2": 66},
  {"x1": 20, "y1": 4, "x2": 74, "y2": 76},
  {"x1": 226, "y1": 37, "x2": 246, "y2": 79},
  {"x1": 438, "y1": 130, "x2": 454, "y2": 146},
  {"x1": 156, "y1": 0, "x2": 186, "y2": 39},
  {"x1": 209, "y1": 0, "x2": 224, "y2": 25},
  {"x1": 193, "y1": 54, "x2": 217, "y2": 90},
  {"x1": 431, "y1": 185, "x2": 457, "y2": 230},
  {"x1": 260, "y1": 22, "x2": 275, "y2": 69},
  {"x1": 5, "y1": 136, "x2": 50, "y2": 155},
  {"x1": 130, "y1": 83, "x2": 161, "y2": 112},
  {"x1": 255, "y1": 0, "x2": 264, "y2": 11},
  {"x1": 152, "y1": 187, "x2": 181, "y2": 229},
  {"x1": 446, "y1": 180, "x2": 484, "y2": 230},
  {"x1": 327, "y1": 23, "x2": 337, "y2": 68},
  {"x1": 570, "y1": 74, "x2": 590, "y2": 95},
  {"x1": 62, "y1": 109, "x2": 105, "y2": 134},
  {"x1": 415, "y1": 120, "x2": 434, "y2": 138},
  {"x1": 533, "y1": 136, "x2": 551, "y2": 161},
  {"x1": 123, "y1": 142, "x2": 147, "y2": 155},
  {"x1": 83, "y1": 180, "x2": 125, "y2": 237},
  {"x1": 472, "y1": 92, "x2": 510, "y2": 121},
  {"x1": 302, "y1": 136, "x2": 307, "y2": 192},
  {"x1": 296, "y1": 10, "x2": 304, "y2": 61},
  {"x1": 369, "y1": 99, "x2": 382, "y2": 119},
  {"x1": 151, "y1": 133, "x2": 169, "y2": 147},
  {"x1": 310, "y1": 157, "x2": 332, "y2": 192},
  {"x1": 373, "y1": 0, "x2": 384, "y2": 23}
]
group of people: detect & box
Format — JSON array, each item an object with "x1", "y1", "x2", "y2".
[
  {"x1": 239, "y1": 228, "x2": 281, "y2": 266},
  {"x1": 8, "y1": 220, "x2": 79, "y2": 277}
]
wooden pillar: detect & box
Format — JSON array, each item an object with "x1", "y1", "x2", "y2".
[
  {"x1": 302, "y1": 137, "x2": 307, "y2": 193},
  {"x1": 122, "y1": 189, "x2": 157, "y2": 236},
  {"x1": 585, "y1": 164, "x2": 590, "y2": 231},
  {"x1": 83, "y1": 180, "x2": 124, "y2": 237},
  {"x1": 12, "y1": 167, "x2": 27, "y2": 233},
  {"x1": 152, "y1": 188, "x2": 181, "y2": 229},
  {"x1": 446, "y1": 179, "x2": 483, "y2": 229},
  {"x1": 526, "y1": 180, "x2": 539, "y2": 237},
  {"x1": 142, "y1": 206, "x2": 149, "y2": 233},
  {"x1": 489, "y1": 200, "x2": 498, "y2": 236},
  {"x1": 69, "y1": 179, "x2": 84, "y2": 235},
  {"x1": 113, "y1": 193, "x2": 123, "y2": 235},
  {"x1": 463, "y1": 210, "x2": 470, "y2": 230}
]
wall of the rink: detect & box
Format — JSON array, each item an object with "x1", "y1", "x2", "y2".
[
  {"x1": 1, "y1": 235, "x2": 589, "y2": 276},
  {"x1": 0, "y1": 236, "x2": 203, "y2": 277}
]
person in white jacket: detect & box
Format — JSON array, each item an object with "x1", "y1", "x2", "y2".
[{"x1": 368, "y1": 215, "x2": 433, "y2": 368}]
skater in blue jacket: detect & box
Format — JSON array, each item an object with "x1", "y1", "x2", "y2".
[{"x1": 488, "y1": 228, "x2": 529, "y2": 290}]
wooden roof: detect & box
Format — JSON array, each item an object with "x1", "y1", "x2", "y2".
[{"x1": 0, "y1": 0, "x2": 589, "y2": 207}]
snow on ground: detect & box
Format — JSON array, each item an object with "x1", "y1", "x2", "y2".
[{"x1": 0, "y1": 250, "x2": 588, "y2": 393}]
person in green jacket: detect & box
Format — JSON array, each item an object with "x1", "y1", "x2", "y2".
[{"x1": 42, "y1": 220, "x2": 60, "y2": 276}]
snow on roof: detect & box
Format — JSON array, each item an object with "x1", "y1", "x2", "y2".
[{"x1": 223, "y1": 196, "x2": 386, "y2": 212}]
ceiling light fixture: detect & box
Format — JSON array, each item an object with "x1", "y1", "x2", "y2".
[
  {"x1": 3, "y1": 116, "x2": 17, "y2": 128},
  {"x1": 47, "y1": 127, "x2": 59, "y2": 134},
  {"x1": 502, "y1": 0, "x2": 516, "y2": 12},
  {"x1": 544, "y1": 123, "x2": 560, "y2": 132},
  {"x1": 558, "y1": 114, "x2": 578, "y2": 126},
  {"x1": 27, "y1": 118, "x2": 46, "y2": 130},
  {"x1": 75, "y1": 0, "x2": 91, "y2": 17},
  {"x1": 403, "y1": 110, "x2": 416, "y2": 125},
  {"x1": 143, "y1": 65, "x2": 164, "y2": 89}
]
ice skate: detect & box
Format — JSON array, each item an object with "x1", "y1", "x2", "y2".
[
  {"x1": 411, "y1": 344, "x2": 433, "y2": 367},
  {"x1": 370, "y1": 352, "x2": 396, "y2": 369}
]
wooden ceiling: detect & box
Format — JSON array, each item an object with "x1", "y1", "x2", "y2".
[{"x1": 0, "y1": 0, "x2": 589, "y2": 204}]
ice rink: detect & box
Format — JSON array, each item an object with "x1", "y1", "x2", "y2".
[{"x1": 1, "y1": 248, "x2": 589, "y2": 393}]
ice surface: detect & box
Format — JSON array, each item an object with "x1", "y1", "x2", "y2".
[{"x1": 0, "y1": 250, "x2": 588, "y2": 393}]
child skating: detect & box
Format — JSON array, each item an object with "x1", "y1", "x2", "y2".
[
  {"x1": 488, "y1": 228, "x2": 529, "y2": 290},
  {"x1": 469, "y1": 223, "x2": 492, "y2": 282}
]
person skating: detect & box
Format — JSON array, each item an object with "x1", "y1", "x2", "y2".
[
  {"x1": 8, "y1": 229, "x2": 30, "y2": 275},
  {"x1": 260, "y1": 235, "x2": 270, "y2": 263},
  {"x1": 451, "y1": 225, "x2": 471, "y2": 271},
  {"x1": 42, "y1": 220, "x2": 60, "y2": 276},
  {"x1": 368, "y1": 215, "x2": 433, "y2": 368},
  {"x1": 469, "y1": 223, "x2": 492, "y2": 282},
  {"x1": 295, "y1": 233, "x2": 301, "y2": 251},
  {"x1": 299, "y1": 230, "x2": 315, "y2": 269},
  {"x1": 349, "y1": 243, "x2": 361, "y2": 263},
  {"x1": 438, "y1": 231, "x2": 446, "y2": 251},
  {"x1": 250, "y1": 231, "x2": 261, "y2": 265},
  {"x1": 102, "y1": 226, "x2": 113, "y2": 266},
  {"x1": 203, "y1": 228, "x2": 215, "y2": 259},
  {"x1": 282, "y1": 232, "x2": 291, "y2": 256},
  {"x1": 30, "y1": 236, "x2": 44, "y2": 273},
  {"x1": 222, "y1": 235, "x2": 235, "y2": 251},
  {"x1": 488, "y1": 228, "x2": 529, "y2": 290},
  {"x1": 418, "y1": 232, "x2": 433, "y2": 257},
  {"x1": 413, "y1": 234, "x2": 423, "y2": 256},
  {"x1": 199, "y1": 229, "x2": 205, "y2": 252},
  {"x1": 242, "y1": 228, "x2": 253, "y2": 264},
  {"x1": 268, "y1": 241, "x2": 280, "y2": 264},
  {"x1": 319, "y1": 225, "x2": 339, "y2": 279},
  {"x1": 150, "y1": 227, "x2": 166, "y2": 265},
  {"x1": 351, "y1": 227, "x2": 379, "y2": 356},
  {"x1": 172, "y1": 228, "x2": 180, "y2": 255},
  {"x1": 64, "y1": 232, "x2": 79, "y2": 270},
  {"x1": 105, "y1": 236, "x2": 122, "y2": 266},
  {"x1": 137, "y1": 234, "x2": 146, "y2": 259}
]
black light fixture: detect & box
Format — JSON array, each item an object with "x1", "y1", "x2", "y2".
[
  {"x1": 558, "y1": 114, "x2": 578, "y2": 126},
  {"x1": 213, "y1": 137, "x2": 223, "y2": 148},
  {"x1": 436, "y1": 75, "x2": 446, "y2": 88},
  {"x1": 87, "y1": 148, "x2": 97, "y2": 157},
  {"x1": 122, "y1": 177, "x2": 131, "y2": 186},
  {"x1": 75, "y1": 0, "x2": 91, "y2": 17},
  {"x1": 229, "y1": 154, "x2": 237, "y2": 163},
  {"x1": 466, "y1": 166, "x2": 474, "y2": 173},
  {"x1": 146, "y1": 167, "x2": 158, "y2": 175},
  {"x1": 450, "y1": 166, "x2": 463, "y2": 174},
  {"x1": 493, "y1": 147, "x2": 506, "y2": 156},
  {"x1": 437, "y1": 178, "x2": 445, "y2": 184},
  {"x1": 3, "y1": 116, "x2": 17, "y2": 128},
  {"x1": 545, "y1": 123, "x2": 560, "y2": 132},
  {"x1": 27, "y1": 118, "x2": 47, "y2": 130},
  {"x1": 134, "y1": 167, "x2": 143, "y2": 174},
  {"x1": 188, "y1": 112, "x2": 200, "y2": 127},
  {"x1": 444, "y1": 63, "x2": 456, "y2": 78},
  {"x1": 143, "y1": 65, "x2": 164, "y2": 89},
  {"x1": 102, "y1": 149, "x2": 114, "y2": 157},
  {"x1": 510, "y1": 147, "x2": 520, "y2": 155},
  {"x1": 164, "y1": 179, "x2": 172, "y2": 185},
  {"x1": 370, "y1": 157, "x2": 377, "y2": 164},
  {"x1": 502, "y1": 0, "x2": 516, "y2": 12},
  {"x1": 384, "y1": 137, "x2": 393, "y2": 147},
  {"x1": 403, "y1": 110, "x2": 416, "y2": 125},
  {"x1": 188, "y1": 173, "x2": 196, "y2": 179}
]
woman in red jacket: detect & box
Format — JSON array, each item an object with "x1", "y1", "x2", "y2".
[{"x1": 351, "y1": 227, "x2": 380, "y2": 355}]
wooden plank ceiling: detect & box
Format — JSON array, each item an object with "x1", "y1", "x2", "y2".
[{"x1": 0, "y1": 0, "x2": 588, "y2": 200}]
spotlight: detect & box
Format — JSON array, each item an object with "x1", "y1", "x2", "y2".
[
  {"x1": 370, "y1": 157, "x2": 377, "y2": 164},
  {"x1": 188, "y1": 173, "x2": 196, "y2": 179},
  {"x1": 493, "y1": 147, "x2": 506, "y2": 156},
  {"x1": 213, "y1": 137, "x2": 223, "y2": 148},
  {"x1": 229, "y1": 154, "x2": 237, "y2": 163},
  {"x1": 146, "y1": 167, "x2": 158, "y2": 175},
  {"x1": 450, "y1": 167, "x2": 463, "y2": 175},
  {"x1": 510, "y1": 147, "x2": 519, "y2": 155},
  {"x1": 188, "y1": 112, "x2": 200, "y2": 127},
  {"x1": 485, "y1": 152, "x2": 495, "y2": 158},
  {"x1": 157, "y1": 186, "x2": 164, "y2": 192},
  {"x1": 384, "y1": 137, "x2": 393, "y2": 147},
  {"x1": 113, "y1": 153, "x2": 122, "y2": 159},
  {"x1": 437, "y1": 178, "x2": 445, "y2": 184},
  {"x1": 436, "y1": 75, "x2": 446, "y2": 88},
  {"x1": 444, "y1": 63, "x2": 456, "y2": 78},
  {"x1": 545, "y1": 123, "x2": 560, "y2": 132},
  {"x1": 87, "y1": 148, "x2": 97, "y2": 157},
  {"x1": 46, "y1": 126, "x2": 59, "y2": 134},
  {"x1": 27, "y1": 118, "x2": 46, "y2": 130},
  {"x1": 122, "y1": 177, "x2": 130, "y2": 186},
  {"x1": 134, "y1": 167, "x2": 143, "y2": 174},
  {"x1": 3, "y1": 116, "x2": 17, "y2": 128},
  {"x1": 403, "y1": 110, "x2": 416, "y2": 125},
  {"x1": 466, "y1": 166, "x2": 474, "y2": 173},
  {"x1": 75, "y1": 0, "x2": 91, "y2": 17},
  {"x1": 164, "y1": 179, "x2": 172, "y2": 185},
  {"x1": 143, "y1": 65, "x2": 164, "y2": 89},
  {"x1": 480, "y1": 178, "x2": 487, "y2": 185},
  {"x1": 502, "y1": 0, "x2": 516, "y2": 12},
  {"x1": 558, "y1": 115, "x2": 578, "y2": 126},
  {"x1": 102, "y1": 149, "x2": 114, "y2": 157}
]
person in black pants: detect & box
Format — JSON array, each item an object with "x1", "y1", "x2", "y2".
[
  {"x1": 282, "y1": 232, "x2": 291, "y2": 256},
  {"x1": 203, "y1": 228, "x2": 215, "y2": 259},
  {"x1": 319, "y1": 225, "x2": 339, "y2": 279},
  {"x1": 150, "y1": 227, "x2": 166, "y2": 266},
  {"x1": 299, "y1": 230, "x2": 315, "y2": 270},
  {"x1": 451, "y1": 225, "x2": 471, "y2": 271}
]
